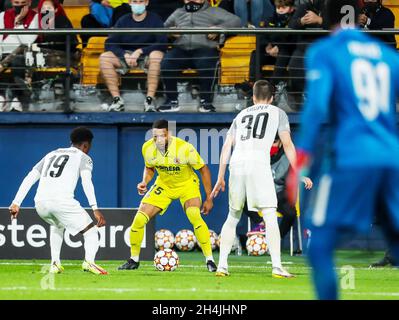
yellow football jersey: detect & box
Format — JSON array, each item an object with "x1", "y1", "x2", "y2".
[{"x1": 142, "y1": 136, "x2": 205, "y2": 188}]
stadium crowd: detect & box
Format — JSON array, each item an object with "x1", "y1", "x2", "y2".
[{"x1": 0, "y1": 0, "x2": 396, "y2": 112}]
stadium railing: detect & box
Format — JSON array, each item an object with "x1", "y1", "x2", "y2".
[{"x1": 1, "y1": 28, "x2": 398, "y2": 113}]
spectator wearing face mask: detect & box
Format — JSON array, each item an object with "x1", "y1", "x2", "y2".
[
  {"x1": 99, "y1": 0, "x2": 167, "y2": 112},
  {"x1": 358, "y1": 0, "x2": 396, "y2": 47},
  {"x1": 0, "y1": 0, "x2": 38, "y2": 112},
  {"x1": 159, "y1": 0, "x2": 241, "y2": 112}
]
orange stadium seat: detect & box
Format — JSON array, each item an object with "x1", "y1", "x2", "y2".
[
  {"x1": 80, "y1": 37, "x2": 107, "y2": 85},
  {"x1": 220, "y1": 36, "x2": 256, "y2": 85},
  {"x1": 80, "y1": 38, "x2": 200, "y2": 86},
  {"x1": 383, "y1": 0, "x2": 399, "y2": 49},
  {"x1": 64, "y1": 5, "x2": 90, "y2": 29}
]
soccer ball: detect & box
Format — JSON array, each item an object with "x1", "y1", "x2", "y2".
[
  {"x1": 197, "y1": 229, "x2": 219, "y2": 251},
  {"x1": 154, "y1": 249, "x2": 179, "y2": 271},
  {"x1": 175, "y1": 229, "x2": 197, "y2": 251},
  {"x1": 154, "y1": 229, "x2": 175, "y2": 250},
  {"x1": 209, "y1": 229, "x2": 219, "y2": 251},
  {"x1": 246, "y1": 234, "x2": 267, "y2": 256}
]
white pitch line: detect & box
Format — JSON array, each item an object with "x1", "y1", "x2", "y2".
[
  {"x1": 0, "y1": 286, "x2": 285, "y2": 295},
  {"x1": 0, "y1": 286, "x2": 398, "y2": 297},
  {"x1": 0, "y1": 262, "x2": 394, "y2": 271}
]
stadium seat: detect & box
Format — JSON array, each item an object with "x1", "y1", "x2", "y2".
[
  {"x1": 220, "y1": 36, "x2": 256, "y2": 85},
  {"x1": 80, "y1": 37, "x2": 107, "y2": 85},
  {"x1": 384, "y1": 0, "x2": 399, "y2": 48},
  {"x1": 80, "y1": 37, "x2": 201, "y2": 86},
  {"x1": 64, "y1": 5, "x2": 90, "y2": 29}
]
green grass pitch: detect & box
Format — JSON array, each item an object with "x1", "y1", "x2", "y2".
[{"x1": 0, "y1": 250, "x2": 398, "y2": 300}]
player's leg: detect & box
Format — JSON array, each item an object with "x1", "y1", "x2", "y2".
[
  {"x1": 217, "y1": 206, "x2": 243, "y2": 275},
  {"x1": 79, "y1": 223, "x2": 108, "y2": 275},
  {"x1": 306, "y1": 172, "x2": 340, "y2": 298},
  {"x1": 129, "y1": 203, "x2": 161, "y2": 263},
  {"x1": 119, "y1": 183, "x2": 171, "y2": 270},
  {"x1": 307, "y1": 226, "x2": 338, "y2": 299},
  {"x1": 49, "y1": 200, "x2": 107, "y2": 275},
  {"x1": 183, "y1": 197, "x2": 216, "y2": 272},
  {"x1": 307, "y1": 168, "x2": 378, "y2": 299},
  {"x1": 260, "y1": 207, "x2": 293, "y2": 278},
  {"x1": 49, "y1": 225, "x2": 65, "y2": 273},
  {"x1": 35, "y1": 201, "x2": 65, "y2": 273},
  {"x1": 379, "y1": 168, "x2": 399, "y2": 266},
  {"x1": 217, "y1": 167, "x2": 246, "y2": 275}
]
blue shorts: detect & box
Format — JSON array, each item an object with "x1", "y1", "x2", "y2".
[{"x1": 304, "y1": 167, "x2": 399, "y2": 234}]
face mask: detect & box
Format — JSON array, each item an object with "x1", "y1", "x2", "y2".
[
  {"x1": 131, "y1": 3, "x2": 146, "y2": 15},
  {"x1": 14, "y1": 5, "x2": 23, "y2": 14},
  {"x1": 185, "y1": 1, "x2": 204, "y2": 13},
  {"x1": 270, "y1": 146, "x2": 280, "y2": 156}
]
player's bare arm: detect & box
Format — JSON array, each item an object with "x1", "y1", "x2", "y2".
[
  {"x1": 93, "y1": 209, "x2": 106, "y2": 227},
  {"x1": 198, "y1": 165, "x2": 213, "y2": 215},
  {"x1": 137, "y1": 166, "x2": 155, "y2": 195},
  {"x1": 211, "y1": 134, "x2": 234, "y2": 199},
  {"x1": 9, "y1": 165, "x2": 42, "y2": 220},
  {"x1": 279, "y1": 131, "x2": 297, "y2": 169}
]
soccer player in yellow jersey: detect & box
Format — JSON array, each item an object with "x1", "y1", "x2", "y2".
[{"x1": 118, "y1": 119, "x2": 217, "y2": 272}]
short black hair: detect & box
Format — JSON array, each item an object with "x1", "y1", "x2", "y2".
[
  {"x1": 253, "y1": 80, "x2": 274, "y2": 101},
  {"x1": 274, "y1": 0, "x2": 295, "y2": 7},
  {"x1": 70, "y1": 127, "x2": 94, "y2": 145},
  {"x1": 324, "y1": 0, "x2": 360, "y2": 29},
  {"x1": 152, "y1": 119, "x2": 169, "y2": 130}
]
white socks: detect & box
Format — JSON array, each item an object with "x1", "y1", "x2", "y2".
[
  {"x1": 217, "y1": 207, "x2": 242, "y2": 270},
  {"x1": 83, "y1": 226, "x2": 99, "y2": 264},
  {"x1": 261, "y1": 207, "x2": 282, "y2": 269},
  {"x1": 130, "y1": 256, "x2": 139, "y2": 262},
  {"x1": 50, "y1": 226, "x2": 64, "y2": 264}
]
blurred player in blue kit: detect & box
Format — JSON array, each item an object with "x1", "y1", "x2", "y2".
[{"x1": 287, "y1": 0, "x2": 399, "y2": 299}]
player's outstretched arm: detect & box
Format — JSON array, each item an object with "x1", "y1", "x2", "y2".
[
  {"x1": 80, "y1": 169, "x2": 104, "y2": 226},
  {"x1": 211, "y1": 134, "x2": 233, "y2": 199},
  {"x1": 199, "y1": 165, "x2": 213, "y2": 215},
  {"x1": 10, "y1": 167, "x2": 41, "y2": 219},
  {"x1": 137, "y1": 166, "x2": 155, "y2": 195},
  {"x1": 279, "y1": 131, "x2": 297, "y2": 171}
]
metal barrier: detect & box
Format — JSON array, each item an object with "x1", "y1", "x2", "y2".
[{"x1": 1, "y1": 28, "x2": 398, "y2": 113}]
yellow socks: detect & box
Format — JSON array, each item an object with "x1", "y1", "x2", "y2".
[
  {"x1": 130, "y1": 210, "x2": 150, "y2": 258},
  {"x1": 186, "y1": 207, "x2": 213, "y2": 259}
]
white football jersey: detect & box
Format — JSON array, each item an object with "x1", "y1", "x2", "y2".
[
  {"x1": 33, "y1": 147, "x2": 93, "y2": 202},
  {"x1": 228, "y1": 104, "x2": 290, "y2": 166}
]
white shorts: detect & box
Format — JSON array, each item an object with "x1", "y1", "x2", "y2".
[
  {"x1": 35, "y1": 199, "x2": 93, "y2": 236},
  {"x1": 229, "y1": 163, "x2": 277, "y2": 212}
]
